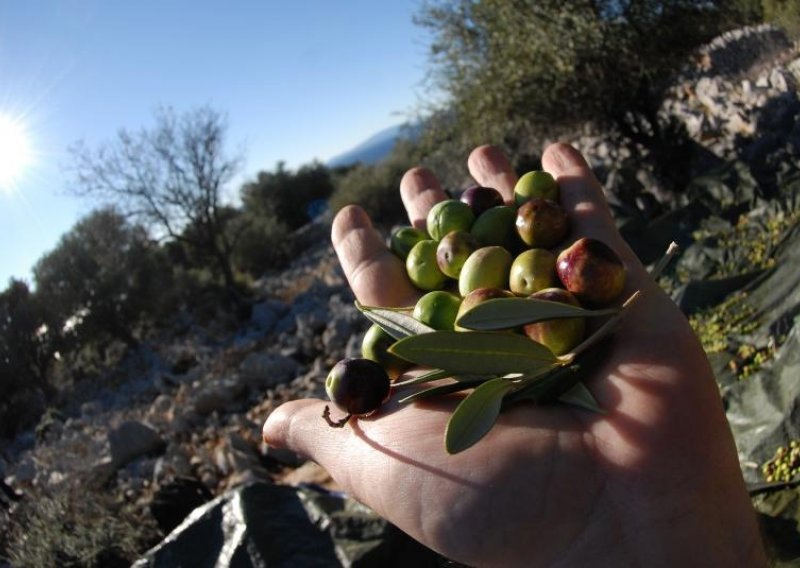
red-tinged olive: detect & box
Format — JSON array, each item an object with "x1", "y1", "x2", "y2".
[
  {"x1": 436, "y1": 230, "x2": 479, "y2": 279},
  {"x1": 556, "y1": 237, "x2": 626, "y2": 306}
]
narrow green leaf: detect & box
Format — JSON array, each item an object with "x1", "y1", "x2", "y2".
[
  {"x1": 397, "y1": 380, "x2": 484, "y2": 404},
  {"x1": 445, "y1": 378, "x2": 516, "y2": 454},
  {"x1": 358, "y1": 306, "x2": 434, "y2": 340},
  {"x1": 393, "y1": 368, "x2": 453, "y2": 387},
  {"x1": 394, "y1": 369, "x2": 496, "y2": 388},
  {"x1": 389, "y1": 331, "x2": 558, "y2": 374},
  {"x1": 558, "y1": 382, "x2": 605, "y2": 414},
  {"x1": 355, "y1": 301, "x2": 415, "y2": 313},
  {"x1": 504, "y1": 364, "x2": 581, "y2": 405},
  {"x1": 456, "y1": 297, "x2": 618, "y2": 331}
]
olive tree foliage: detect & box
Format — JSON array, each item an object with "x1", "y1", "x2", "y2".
[
  {"x1": 33, "y1": 208, "x2": 168, "y2": 351},
  {"x1": 763, "y1": 0, "x2": 800, "y2": 36},
  {"x1": 0, "y1": 279, "x2": 61, "y2": 435},
  {"x1": 415, "y1": 0, "x2": 757, "y2": 160},
  {"x1": 69, "y1": 106, "x2": 243, "y2": 297},
  {"x1": 0, "y1": 280, "x2": 59, "y2": 397},
  {"x1": 234, "y1": 161, "x2": 336, "y2": 274},
  {"x1": 241, "y1": 161, "x2": 335, "y2": 231}
]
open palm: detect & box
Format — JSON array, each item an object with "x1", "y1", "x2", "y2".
[{"x1": 264, "y1": 143, "x2": 764, "y2": 567}]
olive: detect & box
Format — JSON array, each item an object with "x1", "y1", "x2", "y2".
[
  {"x1": 362, "y1": 323, "x2": 411, "y2": 379},
  {"x1": 460, "y1": 185, "x2": 504, "y2": 217},
  {"x1": 515, "y1": 198, "x2": 569, "y2": 249},
  {"x1": 556, "y1": 237, "x2": 626, "y2": 305},
  {"x1": 324, "y1": 358, "x2": 391, "y2": 427},
  {"x1": 390, "y1": 226, "x2": 428, "y2": 260},
  {"x1": 514, "y1": 170, "x2": 559, "y2": 205}
]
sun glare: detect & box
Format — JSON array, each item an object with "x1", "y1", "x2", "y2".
[{"x1": 0, "y1": 113, "x2": 33, "y2": 194}]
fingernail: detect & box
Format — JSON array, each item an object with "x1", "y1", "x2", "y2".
[{"x1": 262, "y1": 411, "x2": 286, "y2": 448}]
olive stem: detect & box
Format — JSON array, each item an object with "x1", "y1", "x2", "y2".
[
  {"x1": 560, "y1": 242, "x2": 679, "y2": 364},
  {"x1": 648, "y1": 241, "x2": 680, "y2": 280},
  {"x1": 560, "y1": 289, "x2": 642, "y2": 364},
  {"x1": 322, "y1": 405, "x2": 352, "y2": 428}
]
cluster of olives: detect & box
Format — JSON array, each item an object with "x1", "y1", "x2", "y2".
[
  {"x1": 761, "y1": 440, "x2": 800, "y2": 484},
  {"x1": 390, "y1": 171, "x2": 625, "y2": 351},
  {"x1": 324, "y1": 171, "x2": 626, "y2": 426}
]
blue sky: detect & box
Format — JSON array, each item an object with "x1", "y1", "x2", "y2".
[{"x1": 0, "y1": 0, "x2": 430, "y2": 285}]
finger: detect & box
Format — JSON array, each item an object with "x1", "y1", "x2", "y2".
[
  {"x1": 542, "y1": 142, "x2": 618, "y2": 241},
  {"x1": 400, "y1": 167, "x2": 447, "y2": 230},
  {"x1": 542, "y1": 142, "x2": 646, "y2": 281},
  {"x1": 332, "y1": 205, "x2": 418, "y2": 307},
  {"x1": 467, "y1": 145, "x2": 518, "y2": 203}
]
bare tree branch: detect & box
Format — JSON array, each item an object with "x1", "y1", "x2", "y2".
[{"x1": 67, "y1": 106, "x2": 243, "y2": 297}]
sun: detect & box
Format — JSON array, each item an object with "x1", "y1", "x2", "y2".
[{"x1": 0, "y1": 113, "x2": 33, "y2": 194}]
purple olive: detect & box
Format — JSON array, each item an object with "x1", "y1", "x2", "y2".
[
  {"x1": 460, "y1": 185, "x2": 505, "y2": 217},
  {"x1": 324, "y1": 358, "x2": 391, "y2": 427}
]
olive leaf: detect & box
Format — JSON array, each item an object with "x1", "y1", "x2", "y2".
[
  {"x1": 393, "y1": 368, "x2": 453, "y2": 388},
  {"x1": 558, "y1": 382, "x2": 604, "y2": 414},
  {"x1": 456, "y1": 297, "x2": 618, "y2": 331},
  {"x1": 445, "y1": 378, "x2": 517, "y2": 454},
  {"x1": 356, "y1": 303, "x2": 434, "y2": 340},
  {"x1": 504, "y1": 364, "x2": 582, "y2": 406},
  {"x1": 355, "y1": 301, "x2": 415, "y2": 313},
  {"x1": 394, "y1": 369, "x2": 494, "y2": 388},
  {"x1": 398, "y1": 380, "x2": 485, "y2": 405},
  {"x1": 389, "y1": 331, "x2": 558, "y2": 374}
]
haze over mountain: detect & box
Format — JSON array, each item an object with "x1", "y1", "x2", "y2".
[{"x1": 327, "y1": 122, "x2": 418, "y2": 168}]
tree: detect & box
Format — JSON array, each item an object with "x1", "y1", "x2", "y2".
[
  {"x1": 33, "y1": 208, "x2": 168, "y2": 351},
  {"x1": 69, "y1": 106, "x2": 243, "y2": 298},
  {"x1": 240, "y1": 160, "x2": 335, "y2": 231},
  {"x1": 232, "y1": 161, "x2": 337, "y2": 275},
  {"x1": 415, "y1": 0, "x2": 758, "y2": 163},
  {"x1": 0, "y1": 279, "x2": 60, "y2": 414},
  {"x1": 0, "y1": 280, "x2": 62, "y2": 436}
]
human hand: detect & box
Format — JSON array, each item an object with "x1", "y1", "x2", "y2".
[{"x1": 263, "y1": 143, "x2": 765, "y2": 567}]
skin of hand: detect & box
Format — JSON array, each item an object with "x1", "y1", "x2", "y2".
[{"x1": 263, "y1": 143, "x2": 766, "y2": 567}]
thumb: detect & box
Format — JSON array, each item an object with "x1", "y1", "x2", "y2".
[{"x1": 262, "y1": 399, "x2": 346, "y2": 463}]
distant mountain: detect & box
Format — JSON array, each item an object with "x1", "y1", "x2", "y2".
[{"x1": 327, "y1": 122, "x2": 418, "y2": 168}]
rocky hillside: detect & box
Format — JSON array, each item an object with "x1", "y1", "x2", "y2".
[{"x1": 2, "y1": 24, "x2": 800, "y2": 567}]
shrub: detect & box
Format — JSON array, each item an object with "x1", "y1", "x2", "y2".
[
  {"x1": 34, "y1": 208, "x2": 172, "y2": 350},
  {"x1": 230, "y1": 213, "x2": 291, "y2": 275},
  {"x1": 763, "y1": 0, "x2": 800, "y2": 37},
  {"x1": 5, "y1": 484, "x2": 159, "y2": 567},
  {"x1": 414, "y1": 0, "x2": 761, "y2": 161},
  {"x1": 240, "y1": 161, "x2": 335, "y2": 231}
]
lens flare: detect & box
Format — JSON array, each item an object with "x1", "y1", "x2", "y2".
[{"x1": 0, "y1": 113, "x2": 33, "y2": 194}]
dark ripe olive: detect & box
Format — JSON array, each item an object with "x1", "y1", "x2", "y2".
[
  {"x1": 460, "y1": 185, "x2": 504, "y2": 217},
  {"x1": 325, "y1": 358, "x2": 391, "y2": 425}
]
